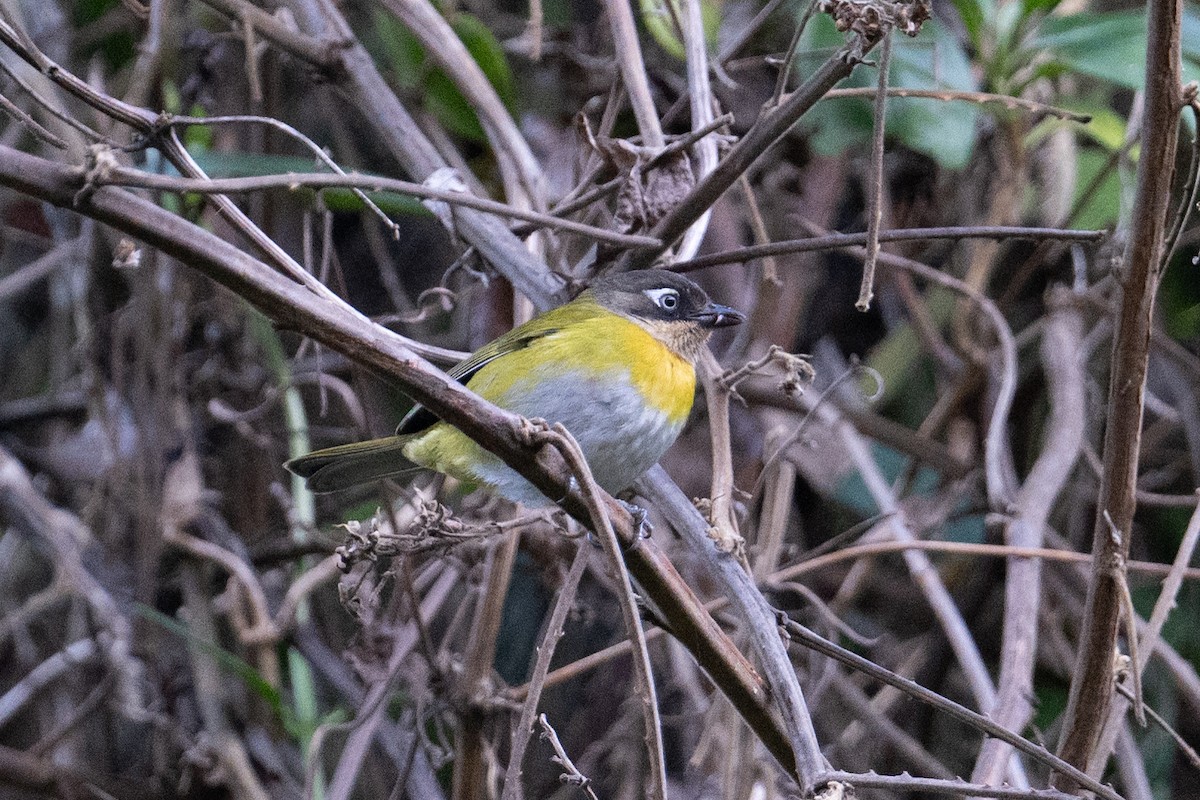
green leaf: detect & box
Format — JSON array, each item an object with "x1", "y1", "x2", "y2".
[
  {"x1": 640, "y1": 0, "x2": 720, "y2": 60},
  {"x1": 1184, "y1": 6, "x2": 1200, "y2": 82},
  {"x1": 1024, "y1": 99, "x2": 1124, "y2": 151},
  {"x1": 372, "y1": 8, "x2": 426, "y2": 93},
  {"x1": 865, "y1": 289, "x2": 955, "y2": 408},
  {"x1": 423, "y1": 13, "x2": 516, "y2": 141},
  {"x1": 992, "y1": 0, "x2": 1025, "y2": 53},
  {"x1": 1069, "y1": 147, "x2": 1122, "y2": 230},
  {"x1": 1019, "y1": 0, "x2": 1061, "y2": 17},
  {"x1": 73, "y1": 0, "x2": 136, "y2": 67},
  {"x1": 1161, "y1": 249, "x2": 1200, "y2": 341},
  {"x1": 451, "y1": 13, "x2": 516, "y2": 109},
  {"x1": 1063, "y1": 104, "x2": 1126, "y2": 151},
  {"x1": 185, "y1": 150, "x2": 430, "y2": 217},
  {"x1": 1026, "y1": 7, "x2": 1200, "y2": 88},
  {"x1": 799, "y1": 17, "x2": 981, "y2": 169},
  {"x1": 1031, "y1": 11, "x2": 1148, "y2": 89},
  {"x1": 135, "y1": 604, "x2": 295, "y2": 730},
  {"x1": 373, "y1": 9, "x2": 516, "y2": 144},
  {"x1": 948, "y1": 0, "x2": 991, "y2": 50},
  {"x1": 1032, "y1": 677, "x2": 1069, "y2": 734}
]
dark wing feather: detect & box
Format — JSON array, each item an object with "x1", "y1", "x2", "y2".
[{"x1": 395, "y1": 328, "x2": 560, "y2": 435}]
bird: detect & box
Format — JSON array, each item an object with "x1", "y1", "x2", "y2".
[{"x1": 286, "y1": 269, "x2": 744, "y2": 507}]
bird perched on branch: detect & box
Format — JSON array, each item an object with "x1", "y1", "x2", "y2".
[{"x1": 286, "y1": 269, "x2": 744, "y2": 507}]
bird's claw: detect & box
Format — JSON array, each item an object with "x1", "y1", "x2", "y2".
[{"x1": 617, "y1": 499, "x2": 653, "y2": 540}]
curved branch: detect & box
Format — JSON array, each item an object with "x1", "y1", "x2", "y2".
[{"x1": 0, "y1": 143, "x2": 796, "y2": 783}]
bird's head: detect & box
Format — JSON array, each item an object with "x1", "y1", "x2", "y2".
[{"x1": 586, "y1": 269, "x2": 745, "y2": 360}]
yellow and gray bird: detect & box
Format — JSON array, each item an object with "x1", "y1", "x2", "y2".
[{"x1": 286, "y1": 269, "x2": 744, "y2": 507}]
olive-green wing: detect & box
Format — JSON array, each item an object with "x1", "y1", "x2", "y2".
[
  {"x1": 395, "y1": 317, "x2": 568, "y2": 435},
  {"x1": 286, "y1": 295, "x2": 601, "y2": 492}
]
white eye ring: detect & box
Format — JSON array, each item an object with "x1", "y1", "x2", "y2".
[{"x1": 645, "y1": 288, "x2": 680, "y2": 311}]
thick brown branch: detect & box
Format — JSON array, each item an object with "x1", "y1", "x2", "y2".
[{"x1": 1054, "y1": 0, "x2": 1184, "y2": 785}]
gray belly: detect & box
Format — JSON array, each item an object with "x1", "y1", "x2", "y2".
[{"x1": 472, "y1": 370, "x2": 685, "y2": 507}]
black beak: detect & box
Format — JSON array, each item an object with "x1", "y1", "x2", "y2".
[{"x1": 690, "y1": 302, "x2": 746, "y2": 329}]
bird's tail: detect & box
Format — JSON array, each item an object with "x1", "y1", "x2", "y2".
[{"x1": 285, "y1": 436, "x2": 419, "y2": 493}]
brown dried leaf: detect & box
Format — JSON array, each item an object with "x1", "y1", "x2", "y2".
[{"x1": 604, "y1": 145, "x2": 695, "y2": 235}]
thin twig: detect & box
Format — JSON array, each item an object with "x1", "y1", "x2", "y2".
[
  {"x1": 700, "y1": 351, "x2": 744, "y2": 556},
  {"x1": 817, "y1": 400, "x2": 1019, "y2": 785},
  {"x1": 513, "y1": 536, "x2": 1200, "y2": 700},
  {"x1": 162, "y1": 114, "x2": 399, "y2": 236},
  {"x1": 511, "y1": 177, "x2": 622, "y2": 237},
  {"x1": 537, "y1": 715, "x2": 600, "y2": 800},
  {"x1": 0, "y1": 24, "x2": 343, "y2": 296},
  {"x1": 781, "y1": 538, "x2": 1200, "y2": 584},
  {"x1": 1114, "y1": 681, "x2": 1200, "y2": 769},
  {"x1": 826, "y1": 672, "x2": 956, "y2": 780},
  {"x1": 638, "y1": 466, "x2": 830, "y2": 794},
  {"x1": 770, "y1": 0, "x2": 819, "y2": 108},
  {"x1": 164, "y1": 527, "x2": 277, "y2": 644},
  {"x1": 324, "y1": 569, "x2": 459, "y2": 800},
  {"x1": 0, "y1": 89, "x2": 67, "y2": 148},
  {"x1": 193, "y1": 0, "x2": 341, "y2": 68},
  {"x1": 453, "y1": 532, "x2": 520, "y2": 800},
  {"x1": 817, "y1": 770, "x2": 1089, "y2": 800},
  {"x1": 1161, "y1": 96, "x2": 1200, "y2": 264},
  {"x1": 1136, "y1": 494, "x2": 1200, "y2": 673},
  {"x1": 720, "y1": 0, "x2": 788, "y2": 67},
  {"x1": 0, "y1": 445, "x2": 145, "y2": 720},
  {"x1": 777, "y1": 619, "x2": 1124, "y2": 800},
  {"x1": 856, "y1": 31, "x2": 892, "y2": 311},
  {"x1": 178, "y1": 570, "x2": 272, "y2": 800},
  {"x1": 792, "y1": 217, "x2": 1020, "y2": 511},
  {"x1": 0, "y1": 48, "x2": 119, "y2": 147},
  {"x1": 676, "y1": 0, "x2": 718, "y2": 260},
  {"x1": 619, "y1": 33, "x2": 882, "y2": 269},
  {"x1": 0, "y1": 237, "x2": 78, "y2": 299},
  {"x1": 499, "y1": 542, "x2": 590, "y2": 800},
  {"x1": 525, "y1": 421, "x2": 667, "y2": 800},
  {"x1": 971, "y1": 295, "x2": 1087, "y2": 789},
  {"x1": 672, "y1": 225, "x2": 1105, "y2": 272},
  {"x1": 378, "y1": 0, "x2": 545, "y2": 210},
  {"x1": 284, "y1": 0, "x2": 567, "y2": 306},
  {"x1": 0, "y1": 640, "x2": 99, "y2": 728},
  {"x1": 823, "y1": 87, "x2": 1093, "y2": 122},
  {"x1": 1088, "y1": 493, "x2": 1200, "y2": 765},
  {"x1": 97, "y1": 163, "x2": 660, "y2": 247},
  {"x1": 656, "y1": 115, "x2": 738, "y2": 166}
]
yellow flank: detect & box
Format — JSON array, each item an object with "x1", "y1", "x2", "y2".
[{"x1": 401, "y1": 426, "x2": 484, "y2": 488}]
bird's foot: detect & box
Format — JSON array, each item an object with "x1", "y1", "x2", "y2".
[{"x1": 617, "y1": 498, "x2": 653, "y2": 541}]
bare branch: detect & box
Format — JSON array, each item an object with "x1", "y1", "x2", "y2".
[
  {"x1": 856, "y1": 31, "x2": 892, "y2": 311},
  {"x1": 95, "y1": 162, "x2": 660, "y2": 247},
  {"x1": 778, "y1": 618, "x2": 1123, "y2": 800},
  {"x1": 1056, "y1": 0, "x2": 1184, "y2": 783},
  {"x1": 672, "y1": 225, "x2": 1106, "y2": 273}
]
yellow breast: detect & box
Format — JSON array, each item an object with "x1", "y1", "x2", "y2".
[
  {"x1": 469, "y1": 311, "x2": 697, "y2": 424},
  {"x1": 605, "y1": 315, "x2": 697, "y2": 424}
]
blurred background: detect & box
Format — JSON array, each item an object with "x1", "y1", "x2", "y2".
[{"x1": 0, "y1": 0, "x2": 1199, "y2": 797}]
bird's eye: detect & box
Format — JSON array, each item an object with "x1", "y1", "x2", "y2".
[{"x1": 645, "y1": 288, "x2": 680, "y2": 312}]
